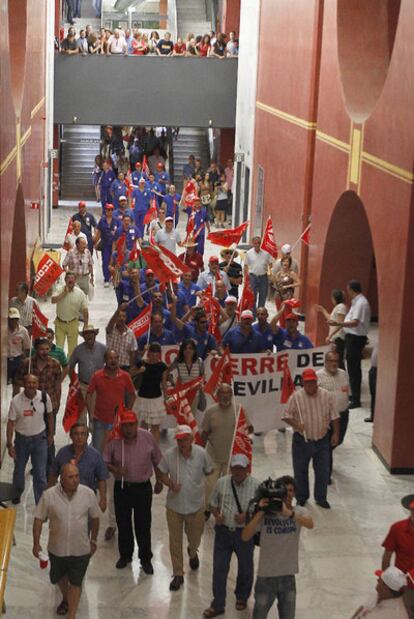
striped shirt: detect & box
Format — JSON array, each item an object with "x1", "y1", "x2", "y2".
[
  {"x1": 209, "y1": 474, "x2": 260, "y2": 528},
  {"x1": 283, "y1": 387, "x2": 339, "y2": 440},
  {"x1": 316, "y1": 367, "x2": 349, "y2": 413},
  {"x1": 63, "y1": 248, "x2": 93, "y2": 276},
  {"x1": 106, "y1": 326, "x2": 137, "y2": 367},
  {"x1": 9, "y1": 296, "x2": 36, "y2": 328},
  {"x1": 103, "y1": 430, "x2": 162, "y2": 483}
]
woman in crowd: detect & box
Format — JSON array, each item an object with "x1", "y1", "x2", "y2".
[
  {"x1": 131, "y1": 31, "x2": 148, "y2": 55},
  {"x1": 198, "y1": 34, "x2": 211, "y2": 57},
  {"x1": 185, "y1": 32, "x2": 195, "y2": 50},
  {"x1": 214, "y1": 173, "x2": 229, "y2": 228},
  {"x1": 165, "y1": 339, "x2": 205, "y2": 414},
  {"x1": 173, "y1": 37, "x2": 186, "y2": 56},
  {"x1": 272, "y1": 255, "x2": 301, "y2": 327},
  {"x1": 186, "y1": 37, "x2": 199, "y2": 56},
  {"x1": 148, "y1": 31, "x2": 160, "y2": 54},
  {"x1": 92, "y1": 155, "x2": 103, "y2": 202},
  {"x1": 315, "y1": 289, "x2": 347, "y2": 367},
  {"x1": 133, "y1": 342, "x2": 168, "y2": 443}
]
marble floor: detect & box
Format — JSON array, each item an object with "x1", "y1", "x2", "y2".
[{"x1": 1, "y1": 205, "x2": 412, "y2": 618}]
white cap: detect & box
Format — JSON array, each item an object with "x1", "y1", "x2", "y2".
[
  {"x1": 376, "y1": 566, "x2": 407, "y2": 591},
  {"x1": 281, "y1": 244, "x2": 291, "y2": 254},
  {"x1": 230, "y1": 454, "x2": 249, "y2": 468},
  {"x1": 175, "y1": 424, "x2": 193, "y2": 439},
  {"x1": 8, "y1": 307, "x2": 20, "y2": 319},
  {"x1": 240, "y1": 310, "x2": 254, "y2": 320},
  {"x1": 225, "y1": 295, "x2": 238, "y2": 304},
  {"x1": 165, "y1": 216, "x2": 174, "y2": 222},
  {"x1": 119, "y1": 195, "x2": 127, "y2": 201}
]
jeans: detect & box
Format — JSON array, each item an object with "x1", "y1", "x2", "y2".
[
  {"x1": 249, "y1": 274, "x2": 268, "y2": 314},
  {"x1": 292, "y1": 432, "x2": 330, "y2": 503},
  {"x1": 65, "y1": 0, "x2": 75, "y2": 23},
  {"x1": 211, "y1": 525, "x2": 254, "y2": 611},
  {"x1": 114, "y1": 480, "x2": 153, "y2": 563},
  {"x1": 13, "y1": 431, "x2": 48, "y2": 504},
  {"x1": 92, "y1": 0, "x2": 101, "y2": 18},
  {"x1": 92, "y1": 418, "x2": 113, "y2": 453},
  {"x1": 253, "y1": 575, "x2": 296, "y2": 619},
  {"x1": 345, "y1": 333, "x2": 367, "y2": 404},
  {"x1": 7, "y1": 355, "x2": 24, "y2": 383},
  {"x1": 73, "y1": 0, "x2": 81, "y2": 17}
]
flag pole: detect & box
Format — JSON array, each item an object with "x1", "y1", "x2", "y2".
[
  {"x1": 126, "y1": 283, "x2": 159, "y2": 306},
  {"x1": 28, "y1": 334, "x2": 33, "y2": 373},
  {"x1": 295, "y1": 395, "x2": 308, "y2": 443},
  {"x1": 220, "y1": 400, "x2": 241, "y2": 514},
  {"x1": 291, "y1": 223, "x2": 311, "y2": 252},
  {"x1": 121, "y1": 439, "x2": 124, "y2": 489}
]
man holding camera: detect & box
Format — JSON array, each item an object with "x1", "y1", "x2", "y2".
[
  {"x1": 242, "y1": 475, "x2": 314, "y2": 619},
  {"x1": 203, "y1": 454, "x2": 260, "y2": 617},
  {"x1": 283, "y1": 368, "x2": 339, "y2": 509}
]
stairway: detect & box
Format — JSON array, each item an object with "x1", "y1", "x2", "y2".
[
  {"x1": 60, "y1": 125, "x2": 101, "y2": 200},
  {"x1": 176, "y1": 0, "x2": 212, "y2": 39},
  {"x1": 172, "y1": 127, "x2": 210, "y2": 190}
]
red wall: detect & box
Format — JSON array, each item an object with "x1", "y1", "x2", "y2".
[
  {"x1": 0, "y1": 0, "x2": 47, "y2": 450},
  {"x1": 252, "y1": 0, "x2": 414, "y2": 470}
]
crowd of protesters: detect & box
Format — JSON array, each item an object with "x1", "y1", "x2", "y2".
[{"x1": 59, "y1": 25, "x2": 239, "y2": 58}]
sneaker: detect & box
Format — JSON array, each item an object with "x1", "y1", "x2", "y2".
[{"x1": 169, "y1": 575, "x2": 184, "y2": 591}]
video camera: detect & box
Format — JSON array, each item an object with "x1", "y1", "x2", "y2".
[{"x1": 251, "y1": 477, "x2": 288, "y2": 514}]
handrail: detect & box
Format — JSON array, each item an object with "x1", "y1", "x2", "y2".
[
  {"x1": 167, "y1": 0, "x2": 178, "y2": 41},
  {"x1": 0, "y1": 508, "x2": 16, "y2": 610}
]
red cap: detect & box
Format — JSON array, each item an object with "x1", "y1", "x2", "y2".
[
  {"x1": 145, "y1": 269, "x2": 154, "y2": 276},
  {"x1": 156, "y1": 162, "x2": 164, "y2": 168},
  {"x1": 120, "y1": 410, "x2": 137, "y2": 424},
  {"x1": 302, "y1": 369, "x2": 317, "y2": 382},
  {"x1": 285, "y1": 312, "x2": 299, "y2": 321},
  {"x1": 135, "y1": 162, "x2": 142, "y2": 168},
  {"x1": 105, "y1": 203, "x2": 114, "y2": 210},
  {"x1": 209, "y1": 256, "x2": 219, "y2": 263},
  {"x1": 78, "y1": 201, "x2": 86, "y2": 208}
]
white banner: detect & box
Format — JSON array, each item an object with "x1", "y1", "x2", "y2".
[{"x1": 160, "y1": 345, "x2": 329, "y2": 432}]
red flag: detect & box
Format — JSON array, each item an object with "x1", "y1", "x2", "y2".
[
  {"x1": 128, "y1": 303, "x2": 152, "y2": 338},
  {"x1": 115, "y1": 234, "x2": 126, "y2": 266},
  {"x1": 143, "y1": 198, "x2": 158, "y2": 225},
  {"x1": 204, "y1": 348, "x2": 233, "y2": 399},
  {"x1": 63, "y1": 219, "x2": 73, "y2": 251},
  {"x1": 62, "y1": 370, "x2": 84, "y2": 432},
  {"x1": 109, "y1": 401, "x2": 125, "y2": 441},
  {"x1": 261, "y1": 216, "x2": 278, "y2": 259},
  {"x1": 209, "y1": 297, "x2": 222, "y2": 343},
  {"x1": 194, "y1": 222, "x2": 205, "y2": 240},
  {"x1": 142, "y1": 155, "x2": 150, "y2": 176},
  {"x1": 237, "y1": 275, "x2": 255, "y2": 314},
  {"x1": 207, "y1": 222, "x2": 249, "y2": 248},
  {"x1": 129, "y1": 239, "x2": 141, "y2": 262},
  {"x1": 33, "y1": 254, "x2": 64, "y2": 297},
  {"x1": 300, "y1": 224, "x2": 311, "y2": 246},
  {"x1": 31, "y1": 302, "x2": 48, "y2": 339},
  {"x1": 186, "y1": 212, "x2": 195, "y2": 236},
  {"x1": 166, "y1": 378, "x2": 204, "y2": 444},
  {"x1": 284, "y1": 298, "x2": 301, "y2": 311},
  {"x1": 281, "y1": 363, "x2": 295, "y2": 404},
  {"x1": 141, "y1": 244, "x2": 192, "y2": 283},
  {"x1": 231, "y1": 406, "x2": 253, "y2": 468}
]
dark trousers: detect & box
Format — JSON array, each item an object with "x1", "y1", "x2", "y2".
[
  {"x1": 345, "y1": 333, "x2": 367, "y2": 404},
  {"x1": 211, "y1": 525, "x2": 255, "y2": 611},
  {"x1": 369, "y1": 366, "x2": 377, "y2": 418},
  {"x1": 114, "y1": 480, "x2": 153, "y2": 563},
  {"x1": 101, "y1": 244, "x2": 112, "y2": 283},
  {"x1": 292, "y1": 433, "x2": 330, "y2": 503},
  {"x1": 65, "y1": 0, "x2": 75, "y2": 23},
  {"x1": 328, "y1": 410, "x2": 349, "y2": 478},
  {"x1": 333, "y1": 337, "x2": 345, "y2": 369},
  {"x1": 7, "y1": 355, "x2": 24, "y2": 383}
]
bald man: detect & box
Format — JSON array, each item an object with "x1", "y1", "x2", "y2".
[{"x1": 33, "y1": 463, "x2": 100, "y2": 617}]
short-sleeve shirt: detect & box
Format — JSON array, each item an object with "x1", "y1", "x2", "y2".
[
  {"x1": 158, "y1": 444, "x2": 213, "y2": 514},
  {"x1": 155, "y1": 228, "x2": 181, "y2": 254},
  {"x1": 283, "y1": 387, "x2": 339, "y2": 440},
  {"x1": 222, "y1": 326, "x2": 265, "y2": 354},
  {"x1": 257, "y1": 506, "x2": 308, "y2": 577},
  {"x1": 316, "y1": 367, "x2": 349, "y2": 413},
  {"x1": 273, "y1": 328, "x2": 314, "y2": 351},
  {"x1": 61, "y1": 37, "x2": 78, "y2": 51},
  {"x1": 97, "y1": 216, "x2": 119, "y2": 246},
  {"x1": 55, "y1": 285, "x2": 88, "y2": 322},
  {"x1": 201, "y1": 403, "x2": 238, "y2": 464},
  {"x1": 50, "y1": 444, "x2": 109, "y2": 491},
  {"x1": 87, "y1": 369, "x2": 135, "y2": 424},
  {"x1": 14, "y1": 356, "x2": 62, "y2": 412},
  {"x1": 8, "y1": 325, "x2": 30, "y2": 357},
  {"x1": 33, "y1": 484, "x2": 100, "y2": 557},
  {"x1": 328, "y1": 303, "x2": 347, "y2": 340},
  {"x1": 138, "y1": 328, "x2": 176, "y2": 350},
  {"x1": 157, "y1": 39, "x2": 174, "y2": 55},
  {"x1": 8, "y1": 389, "x2": 52, "y2": 436},
  {"x1": 344, "y1": 294, "x2": 371, "y2": 336},
  {"x1": 68, "y1": 341, "x2": 107, "y2": 384},
  {"x1": 106, "y1": 326, "x2": 137, "y2": 367},
  {"x1": 245, "y1": 248, "x2": 272, "y2": 276},
  {"x1": 103, "y1": 430, "x2": 162, "y2": 483},
  {"x1": 382, "y1": 518, "x2": 414, "y2": 576},
  {"x1": 138, "y1": 361, "x2": 167, "y2": 398},
  {"x1": 209, "y1": 474, "x2": 260, "y2": 528},
  {"x1": 48, "y1": 343, "x2": 68, "y2": 368},
  {"x1": 252, "y1": 323, "x2": 275, "y2": 351}
]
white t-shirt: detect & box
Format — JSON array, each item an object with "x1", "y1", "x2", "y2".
[
  {"x1": 8, "y1": 389, "x2": 53, "y2": 436},
  {"x1": 344, "y1": 294, "x2": 371, "y2": 336},
  {"x1": 107, "y1": 36, "x2": 127, "y2": 54},
  {"x1": 245, "y1": 248, "x2": 272, "y2": 276},
  {"x1": 328, "y1": 302, "x2": 347, "y2": 340},
  {"x1": 66, "y1": 231, "x2": 87, "y2": 250}
]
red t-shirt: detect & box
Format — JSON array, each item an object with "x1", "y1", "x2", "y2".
[
  {"x1": 88, "y1": 369, "x2": 135, "y2": 424},
  {"x1": 198, "y1": 43, "x2": 210, "y2": 57},
  {"x1": 174, "y1": 43, "x2": 186, "y2": 54},
  {"x1": 383, "y1": 518, "x2": 414, "y2": 585}
]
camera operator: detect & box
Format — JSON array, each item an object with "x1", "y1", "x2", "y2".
[{"x1": 242, "y1": 475, "x2": 313, "y2": 619}]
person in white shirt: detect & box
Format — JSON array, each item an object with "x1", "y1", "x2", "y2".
[
  {"x1": 317, "y1": 351, "x2": 350, "y2": 483},
  {"x1": 107, "y1": 29, "x2": 128, "y2": 55},
  {"x1": 9, "y1": 282, "x2": 36, "y2": 333},
  {"x1": 7, "y1": 374, "x2": 53, "y2": 504},
  {"x1": 65, "y1": 220, "x2": 87, "y2": 250},
  {"x1": 328, "y1": 280, "x2": 371, "y2": 409},
  {"x1": 155, "y1": 217, "x2": 182, "y2": 254},
  {"x1": 244, "y1": 237, "x2": 273, "y2": 314},
  {"x1": 351, "y1": 565, "x2": 409, "y2": 619}
]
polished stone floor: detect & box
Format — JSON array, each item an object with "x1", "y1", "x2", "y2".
[{"x1": 2, "y1": 205, "x2": 412, "y2": 618}]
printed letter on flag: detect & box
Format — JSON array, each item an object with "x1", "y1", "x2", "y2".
[
  {"x1": 128, "y1": 303, "x2": 152, "y2": 338},
  {"x1": 231, "y1": 405, "x2": 252, "y2": 467},
  {"x1": 32, "y1": 302, "x2": 48, "y2": 339},
  {"x1": 141, "y1": 245, "x2": 192, "y2": 283},
  {"x1": 33, "y1": 255, "x2": 64, "y2": 297},
  {"x1": 260, "y1": 216, "x2": 278, "y2": 259}
]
